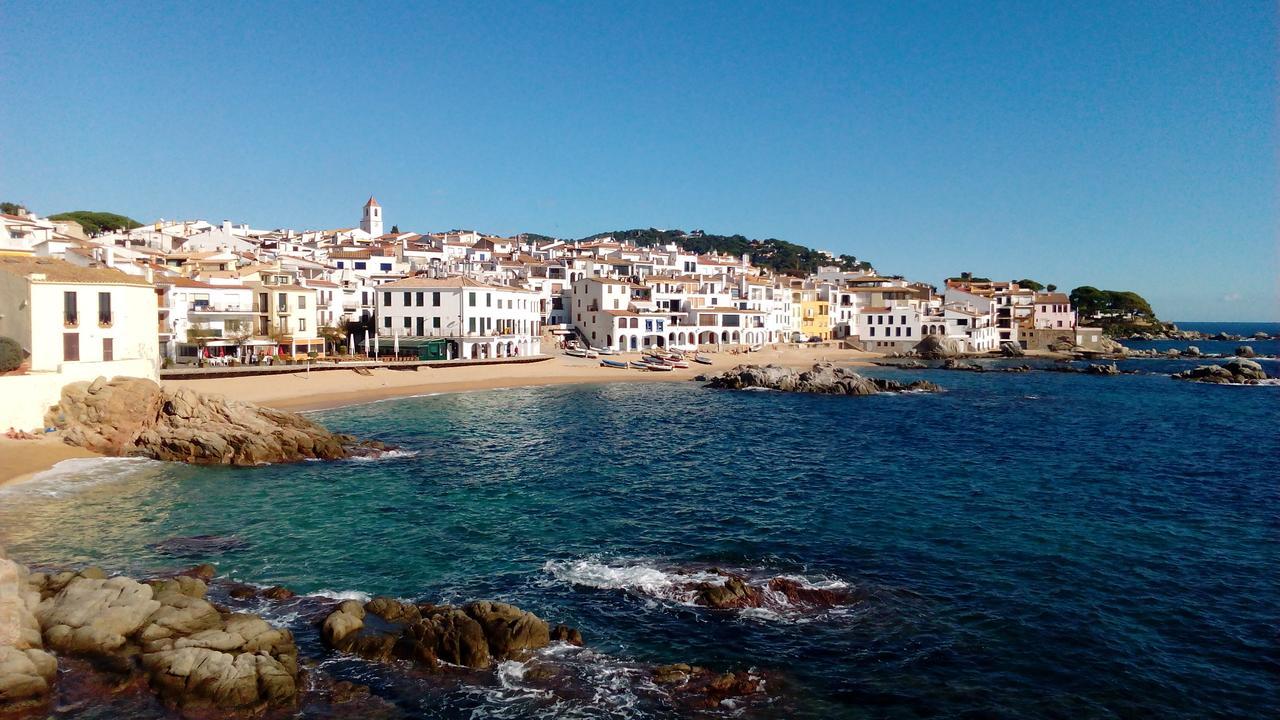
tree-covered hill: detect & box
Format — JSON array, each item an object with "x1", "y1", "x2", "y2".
[
  {"x1": 575, "y1": 228, "x2": 870, "y2": 275},
  {"x1": 1070, "y1": 286, "x2": 1163, "y2": 335},
  {"x1": 48, "y1": 210, "x2": 142, "y2": 235}
]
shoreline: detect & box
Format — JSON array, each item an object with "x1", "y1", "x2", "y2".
[
  {"x1": 163, "y1": 346, "x2": 882, "y2": 412},
  {"x1": 0, "y1": 346, "x2": 880, "y2": 482}
]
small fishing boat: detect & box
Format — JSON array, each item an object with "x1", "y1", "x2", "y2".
[
  {"x1": 665, "y1": 358, "x2": 689, "y2": 368},
  {"x1": 592, "y1": 346, "x2": 616, "y2": 355},
  {"x1": 749, "y1": 344, "x2": 763, "y2": 353},
  {"x1": 629, "y1": 361, "x2": 649, "y2": 369},
  {"x1": 564, "y1": 348, "x2": 587, "y2": 358},
  {"x1": 693, "y1": 355, "x2": 714, "y2": 365},
  {"x1": 643, "y1": 361, "x2": 674, "y2": 371},
  {"x1": 600, "y1": 359, "x2": 628, "y2": 368},
  {"x1": 584, "y1": 349, "x2": 599, "y2": 359}
]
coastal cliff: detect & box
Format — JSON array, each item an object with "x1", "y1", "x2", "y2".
[{"x1": 43, "y1": 377, "x2": 387, "y2": 465}]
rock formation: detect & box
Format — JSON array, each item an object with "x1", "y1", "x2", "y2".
[
  {"x1": 0, "y1": 554, "x2": 299, "y2": 716},
  {"x1": 321, "y1": 596, "x2": 564, "y2": 671},
  {"x1": 704, "y1": 363, "x2": 941, "y2": 395},
  {"x1": 913, "y1": 335, "x2": 964, "y2": 359},
  {"x1": 999, "y1": 341, "x2": 1024, "y2": 357},
  {"x1": 1235, "y1": 345, "x2": 1256, "y2": 358},
  {"x1": 45, "y1": 376, "x2": 388, "y2": 465},
  {"x1": 1172, "y1": 359, "x2": 1270, "y2": 385}
]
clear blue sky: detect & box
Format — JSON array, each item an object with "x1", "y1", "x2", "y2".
[{"x1": 1, "y1": 1, "x2": 1275, "y2": 321}]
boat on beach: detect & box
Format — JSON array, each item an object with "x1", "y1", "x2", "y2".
[
  {"x1": 600, "y1": 359, "x2": 628, "y2": 368},
  {"x1": 593, "y1": 346, "x2": 617, "y2": 355},
  {"x1": 693, "y1": 355, "x2": 713, "y2": 365},
  {"x1": 564, "y1": 348, "x2": 587, "y2": 358},
  {"x1": 642, "y1": 361, "x2": 674, "y2": 371}
]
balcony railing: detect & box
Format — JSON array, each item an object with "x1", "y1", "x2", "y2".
[{"x1": 190, "y1": 303, "x2": 256, "y2": 314}]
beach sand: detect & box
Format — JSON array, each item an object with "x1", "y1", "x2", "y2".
[
  {"x1": 165, "y1": 346, "x2": 882, "y2": 412},
  {"x1": 0, "y1": 436, "x2": 99, "y2": 488}
]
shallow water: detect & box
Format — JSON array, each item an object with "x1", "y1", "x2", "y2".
[{"x1": 1, "y1": 370, "x2": 1277, "y2": 718}]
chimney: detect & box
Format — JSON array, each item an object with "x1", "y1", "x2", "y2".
[{"x1": 222, "y1": 220, "x2": 231, "y2": 233}]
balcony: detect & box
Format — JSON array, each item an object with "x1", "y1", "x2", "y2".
[{"x1": 190, "y1": 303, "x2": 256, "y2": 314}]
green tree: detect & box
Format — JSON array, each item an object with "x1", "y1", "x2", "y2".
[
  {"x1": 1016, "y1": 278, "x2": 1045, "y2": 291},
  {"x1": 48, "y1": 210, "x2": 141, "y2": 235},
  {"x1": 0, "y1": 202, "x2": 27, "y2": 216}
]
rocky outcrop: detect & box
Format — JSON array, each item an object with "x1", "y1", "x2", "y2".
[
  {"x1": 321, "y1": 596, "x2": 564, "y2": 671},
  {"x1": 1235, "y1": 345, "x2": 1256, "y2": 358},
  {"x1": 1172, "y1": 359, "x2": 1269, "y2": 385},
  {"x1": 1184, "y1": 345, "x2": 1201, "y2": 357},
  {"x1": 0, "y1": 549, "x2": 57, "y2": 712},
  {"x1": 704, "y1": 363, "x2": 941, "y2": 395},
  {"x1": 913, "y1": 335, "x2": 963, "y2": 359},
  {"x1": 0, "y1": 555, "x2": 300, "y2": 716},
  {"x1": 1097, "y1": 337, "x2": 1127, "y2": 356},
  {"x1": 652, "y1": 664, "x2": 768, "y2": 710},
  {"x1": 45, "y1": 376, "x2": 389, "y2": 465}
]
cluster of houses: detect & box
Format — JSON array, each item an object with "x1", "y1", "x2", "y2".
[{"x1": 1, "y1": 198, "x2": 1105, "y2": 385}]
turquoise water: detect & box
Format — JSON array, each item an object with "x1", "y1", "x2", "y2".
[{"x1": 1, "y1": 368, "x2": 1277, "y2": 718}]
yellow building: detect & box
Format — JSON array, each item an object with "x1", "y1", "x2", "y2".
[{"x1": 792, "y1": 288, "x2": 831, "y2": 341}]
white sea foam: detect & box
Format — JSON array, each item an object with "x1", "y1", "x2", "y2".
[
  {"x1": 0, "y1": 456, "x2": 162, "y2": 498},
  {"x1": 345, "y1": 448, "x2": 420, "y2": 462},
  {"x1": 306, "y1": 589, "x2": 372, "y2": 603},
  {"x1": 542, "y1": 558, "x2": 725, "y2": 606}
]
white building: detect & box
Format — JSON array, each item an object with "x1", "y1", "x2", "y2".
[
  {"x1": 0, "y1": 256, "x2": 159, "y2": 429},
  {"x1": 375, "y1": 276, "x2": 541, "y2": 359}
]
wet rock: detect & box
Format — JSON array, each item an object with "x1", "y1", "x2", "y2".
[
  {"x1": 37, "y1": 577, "x2": 162, "y2": 657},
  {"x1": 1235, "y1": 344, "x2": 1256, "y2": 358},
  {"x1": 0, "y1": 553, "x2": 57, "y2": 711},
  {"x1": 1184, "y1": 345, "x2": 1201, "y2": 357},
  {"x1": 705, "y1": 363, "x2": 941, "y2": 395},
  {"x1": 550, "y1": 624, "x2": 583, "y2": 646},
  {"x1": 1084, "y1": 363, "x2": 1120, "y2": 376},
  {"x1": 464, "y1": 601, "x2": 550, "y2": 660},
  {"x1": 261, "y1": 585, "x2": 296, "y2": 601},
  {"x1": 696, "y1": 573, "x2": 762, "y2": 610},
  {"x1": 766, "y1": 577, "x2": 852, "y2": 608},
  {"x1": 1173, "y1": 359, "x2": 1269, "y2": 385},
  {"x1": 45, "y1": 376, "x2": 390, "y2": 466}
]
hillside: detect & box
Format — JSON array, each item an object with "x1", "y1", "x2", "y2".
[
  {"x1": 577, "y1": 228, "x2": 870, "y2": 275},
  {"x1": 1069, "y1": 286, "x2": 1165, "y2": 336},
  {"x1": 48, "y1": 210, "x2": 142, "y2": 235}
]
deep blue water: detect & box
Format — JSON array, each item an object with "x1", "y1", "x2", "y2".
[{"x1": 1, "y1": 368, "x2": 1277, "y2": 718}]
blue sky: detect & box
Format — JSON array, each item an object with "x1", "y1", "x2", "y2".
[{"x1": 1, "y1": 1, "x2": 1274, "y2": 320}]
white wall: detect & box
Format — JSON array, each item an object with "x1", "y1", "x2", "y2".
[{"x1": 0, "y1": 359, "x2": 157, "y2": 430}]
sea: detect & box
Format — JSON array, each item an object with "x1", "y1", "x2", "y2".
[{"x1": 1, "y1": 336, "x2": 1277, "y2": 718}]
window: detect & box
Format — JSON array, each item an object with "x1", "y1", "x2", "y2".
[
  {"x1": 869, "y1": 327, "x2": 875, "y2": 337},
  {"x1": 906, "y1": 327, "x2": 912, "y2": 337},
  {"x1": 380, "y1": 263, "x2": 392, "y2": 272},
  {"x1": 469, "y1": 317, "x2": 476, "y2": 333},
  {"x1": 383, "y1": 316, "x2": 391, "y2": 328},
  {"x1": 384, "y1": 292, "x2": 392, "y2": 307},
  {"x1": 432, "y1": 317, "x2": 441, "y2": 329},
  {"x1": 298, "y1": 295, "x2": 306, "y2": 309},
  {"x1": 102, "y1": 337, "x2": 113, "y2": 361},
  {"x1": 63, "y1": 291, "x2": 78, "y2": 325},
  {"x1": 298, "y1": 319, "x2": 306, "y2": 331},
  {"x1": 432, "y1": 292, "x2": 440, "y2": 306},
  {"x1": 63, "y1": 333, "x2": 79, "y2": 361},
  {"x1": 98, "y1": 292, "x2": 112, "y2": 325},
  {"x1": 404, "y1": 292, "x2": 412, "y2": 306},
  {"x1": 277, "y1": 294, "x2": 288, "y2": 312},
  {"x1": 486, "y1": 293, "x2": 492, "y2": 307},
  {"x1": 900, "y1": 315, "x2": 906, "y2": 324},
  {"x1": 469, "y1": 292, "x2": 476, "y2": 307},
  {"x1": 354, "y1": 261, "x2": 366, "y2": 270},
  {"x1": 403, "y1": 317, "x2": 411, "y2": 329},
  {"x1": 415, "y1": 292, "x2": 424, "y2": 307}
]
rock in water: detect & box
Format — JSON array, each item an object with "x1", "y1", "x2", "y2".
[
  {"x1": 1235, "y1": 344, "x2": 1256, "y2": 358},
  {"x1": 913, "y1": 335, "x2": 964, "y2": 359},
  {"x1": 1172, "y1": 359, "x2": 1269, "y2": 385},
  {"x1": 704, "y1": 363, "x2": 941, "y2": 395},
  {"x1": 45, "y1": 376, "x2": 389, "y2": 465}
]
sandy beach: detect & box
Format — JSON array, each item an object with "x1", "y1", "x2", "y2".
[
  {"x1": 164, "y1": 345, "x2": 881, "y2": 411},
  {"x1": 0, "y1": 436, "x2": 99, "y2": 488}
]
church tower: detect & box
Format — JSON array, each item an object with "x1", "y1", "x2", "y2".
[{"x1": 361, "y1": 196, "x2": 383, "y2": 236}]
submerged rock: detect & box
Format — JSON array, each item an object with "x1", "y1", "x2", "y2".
[
  {"x1": 705, "y1": 363, "x2": 941, "y2": 395},
  {"x1": 44, "y1": 376, "x2": 390, "y2": 466},
  {"x1": 1172, "y1": 359, "x2": 1269, "y2": 385}
]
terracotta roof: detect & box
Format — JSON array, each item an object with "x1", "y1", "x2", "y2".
[
  {"x1": 0, "y1": 257, "x2": 153, "y2": 286},
  {"x1": 1034, "y1": 293, "x2": 1071, "y2": 304},
  {"x1": 365, "y1": 196, "x2": 379, "y2": 207}
]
